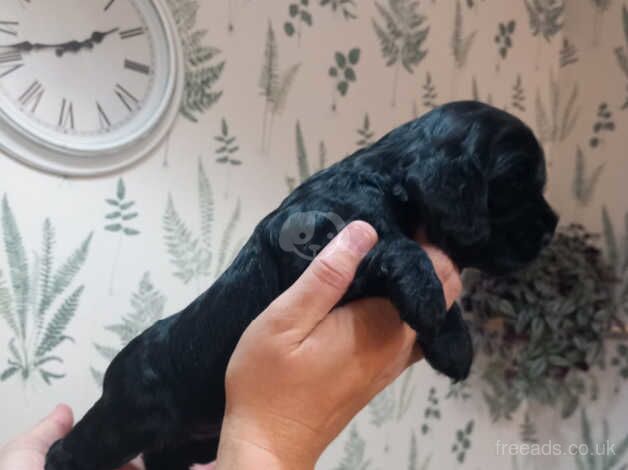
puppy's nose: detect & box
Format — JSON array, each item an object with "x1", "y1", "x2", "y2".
[{"x1": 541, "y1": 233, "x2": 552, "y2": 248}]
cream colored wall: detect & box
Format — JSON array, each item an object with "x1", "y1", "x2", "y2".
[{"x1": 0, "y1": 1, "x2": 627, "y2": 469}]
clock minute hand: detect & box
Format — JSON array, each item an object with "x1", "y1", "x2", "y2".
[{"x1": 56, "y1": 28, "x2": 120, "y2": 56}]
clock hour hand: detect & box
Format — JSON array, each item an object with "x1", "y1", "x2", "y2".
[{"x1": 0, "y1": 28, "x2": 119, "y2": 56}]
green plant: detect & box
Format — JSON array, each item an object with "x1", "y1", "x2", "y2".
[
  {"x1": 105, "y1": 178, "x2": 139, "y2": 293},
  {"x1": 163, "y1": 160, "x2": 242, "y2": 290},
  {"x1": 259, "y1": 22, "x2": 301, "y2": 153},
  {"x1": 463, "y1": 225, "x2": 619, "y2": 421},
  {"x1": 356, "y1": 113, "x2": 375, "y2": 148},
  {"x1": 284, "y1": 0, "x2": 313, "y2": 43},
  {"x1": 420, "y1": 386, "x2": 440, "y2": 435},
  {"x1": 451, "y1": 0, "x2": 476, "y2": 69},
  {"x1": 573, "y1": 146, "x2": 605, "y2": 205},
  {"x1": 589, "y1": 102, "x2": 615, "y2": 148},
  {"x1": 166, "y1": 0, "x2": 224, "y2": 123},
  {"x1": 329, "y1": 48, "x2": 360, "y2": 110},
  {"x1": 333, "y1": 424, "x2": 371, "y2": 470},
  {"x1": 408, "y1": 431, "x2": 432, "y2": 470},
  {"x1": 495, "y1": 20, "x2": 516, "y2": 60},
  {"x1": 286, "y1": 121, "x2": 326, "y2": 192},
  {"x1": 512, "y1": 74, "x2": 526, "y2": 112},
  {"x1": 91, "y1": 272, "x2": 165, "y2": 384},
  {"x1": 575, "y1": 409, "x2": 628, "y2": 470},
  {"x1": 615, "y1": 6, "x2": 628, "y2": 80},
  {"x1": 320, "y1": 0, "x2": 356, "y2": 20},
  {"x1": 372, "y1": 0, "x2": 429, "y2": 106},
  {"x1": 524, "y1": 0, "x2": 564, "y2": 41},
  {"x1": 451, "y1": 420, "x2": 474, "y2": 463},
  {"x1": 535, "y1": 72, "x2": 579, "y2": 144},
  {"x1": 215, "y1": 118, "x2": 242, "y2": 198},
  {"x1": 0, "y1": 196, "x2": 92, "y2": 384},
  {"x1": 421, "y1": 72, "x2": 437, "y2": 110}
]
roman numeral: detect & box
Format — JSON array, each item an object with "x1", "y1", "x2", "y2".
[
  {"x1": 0, "y1": 63, "x2": 22, "y2": 79},
  {"x1": 114, "y1": 83, "x2": 139, "y2": 111},
  {"x1": 0, "y1": 21, "x2": 19, "y2": 36},
  {"x1": 0, "y1": 50, "x2": 21, "y2": 64},
  {"x1": 104, "y1": 0, "x2": 116, "y2": 11},
  {"x1": 120, "y1": 27, "x2": 144, "y2": 40},
  {"x1": 58, "y1": 98, "x2": 74, "y2": 130},
  {"x1": 124, "y1": 59, "x2": 150, "y2": 75},
  {"x1": 96, "y1": 101, "x2": 111, "y2": 129},
  {"x1": 18, "y1": 80, "x2": 44, "y2": 113}
]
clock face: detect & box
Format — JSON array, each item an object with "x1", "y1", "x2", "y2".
[{"x1": 0, "y1": 0, "x2": 182, "y2": 174}]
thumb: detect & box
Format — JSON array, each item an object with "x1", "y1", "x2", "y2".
[
  {"x1": 266, "y1": 221, "x2": 378, "y2": 338},
  {"x1": 29, "y1": 404, "x2": 74, "y2": 448}
]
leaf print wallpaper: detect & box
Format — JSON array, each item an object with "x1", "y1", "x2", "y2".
[{"x1": 0, "y1": 1, "x2": 627, "y2": 469}]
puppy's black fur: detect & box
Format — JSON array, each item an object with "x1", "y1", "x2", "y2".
[{"x1": 45, "y1": 101, "x2": 558, "y2": 470}]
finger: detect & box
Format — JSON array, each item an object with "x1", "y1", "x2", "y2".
[
  {"x1": 266, "y1": 221, "x2": 378, "y2": 337},
  {"x1": 29, "y1": 404, "x2": 73, "y2": 448},
  {"x1": 422, "y1": 244, "x2": 462, "y2": 309}
]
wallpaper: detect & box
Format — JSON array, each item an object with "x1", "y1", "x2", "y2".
[{"x1": 0, "y1": 1, "x2": 627, "y2": 469}]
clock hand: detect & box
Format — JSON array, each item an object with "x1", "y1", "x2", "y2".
[{"x1": 0, "y1": 28, "x2": 120, "y2": 56}]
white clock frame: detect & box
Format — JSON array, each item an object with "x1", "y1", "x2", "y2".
[{"x1": 0, "y1": 0, "x2": 184, "y2": 177}]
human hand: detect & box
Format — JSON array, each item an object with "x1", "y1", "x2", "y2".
[
  {"x1": 0, "y1": 404, "x2": 215, "y2": 470},
  {"x1": 217, "y1": 221, "x2": 461, "y2": 470}
]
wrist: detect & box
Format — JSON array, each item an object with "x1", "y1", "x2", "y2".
[{"x1": 216, "y1": 413, "x2": 319, "y2": 470}]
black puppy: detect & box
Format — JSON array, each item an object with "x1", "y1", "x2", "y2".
[{"x1": 45, "y1": 101, "x2": 558, "y2": 470}]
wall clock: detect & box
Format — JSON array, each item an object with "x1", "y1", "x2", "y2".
[{"x1": 0, "y1": 0, "x2": 183, "y2": 176}]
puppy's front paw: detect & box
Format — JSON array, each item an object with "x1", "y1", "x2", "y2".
[
  {"x1": 45, "y1": 439, "x2": 81, "y2": 470},
  {"x1": 418, "y1": 304, "x2": 473, "y2": 381}
]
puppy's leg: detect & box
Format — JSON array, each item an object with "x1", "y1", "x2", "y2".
[
  {"x1": 45, "y1": 397, "x2": 174, "y2": 470},
  {"x1": 345, "y1": 237, "x2": 472, "y2": 380},
  {"x1": 143, "y1": 437, "x2": 219, "y2": 470},
  {"x1": 418, "y1": 304, "x2": 473, "y2": 381}
]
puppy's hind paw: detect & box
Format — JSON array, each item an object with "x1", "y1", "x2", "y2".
[
  {"x1": 418, "y1": 304, "x2": 473, "y2": 382},
  {"x1": 45, "y1": 439, "x2": 81, "y2": 470}
]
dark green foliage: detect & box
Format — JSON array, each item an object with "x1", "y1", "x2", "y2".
[
  {"x1": 616, "y1": 6, "x2": 628, "y2": 79},
  {"x1": 420, "y1": 387, "x2": 440, "y2": 435},
  {"x1": 535, "y1": 72, "x2": 579, "y2": 143},
  {"x1": 446, "y1": 380, "x2": 472, "y2": 401},
  {"x1": 333, "y1": 424, "x2": 371, "y2": 470},
  {"x1": 575, "y1": 409, "x2": 628, "y2": 470},
  {"x1": 589, "y1": 102, "x2": 615, "y2": 148},
  {"x1": 105, "y1": 179, "x2": 139, "y2": 236},
  {"x1": 520, "y1": 412, "x2": 539, "y2": 444},
  {"x1": 452, "y1": 0, "x2": 476, "y2": 69},
  {"x1": 611, "y1": 343, "x2": 628, "y2": 380},
  {"x1": 215, "y1": 118, "x2": 241, "y2": 165},
  {"x1": 320, "y1": 0, "x2": 357, "y2": 20},
  {"x1": 451, "y1": 420, "x2": 474, "y2": 463},
  {"x1": 524, "y1": 0, "x2": 564, "y2": 41},
  {"x1": 408, "y1": 431, "x2": 432, "y2": 470},
  {"x1": 511, "y1": 74, "x2": 525, "y2": 112},
  {"x1": 0, "y1": 195, "x2": 91, "y2": 384},
  {"x1": 573, "y1": 146, "x2": 605, "y2": 205},
  {"x1": 560, "y1": 37, "x2": 578, "y2": 67},
  {"x1": 422, "y1": 72, "x2": 437, "y2": 109},
  {"x1": 286, "y1": 122, "x2": 327, "y2": 192},
  {"x1": 284, "y1": 0, "x2": 313, "y2": 42},
  {"x1": 329, "y1": 48, "x2": 361, "y2": 107},
  {"x1": 259, "y1": 23, "x2": 301, "y2": 152},
  {"x1": 91, "y1": 273, "x2": 165, "y2": 385},
  {"x1": 356, "y1": 113, "x2": 375, "y2": 147},
  {"x1": 463, "y1": 225, "x2": 619, "y2": 420},
  {"x1": 372, "y1": 0, "x2": 429, "y2": 105},
  {"x1": 495, "y1": 20, "x2": 516, "y2": 59},
  {"x1": 167, "y1": 0, "x2": 224, "y2": 122},
  {"x1": 601, "y1": 207, "x2": 628, "y2": 315},
  {"x1": 163, "y1": 161, "x2": 241, "y2": 286}
]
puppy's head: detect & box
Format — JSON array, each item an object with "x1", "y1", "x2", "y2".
[{"x1": 400, "y1": 101, "x2": 558, "y2": 275}]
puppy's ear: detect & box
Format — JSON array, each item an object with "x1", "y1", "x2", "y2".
[{"x1": 405, "y1": 152, "x2": 490, "y2": 245}]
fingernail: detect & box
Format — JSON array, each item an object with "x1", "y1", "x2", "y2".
[{"x1": 338, "y1": 221, "x2": 377, "y2": 256}]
